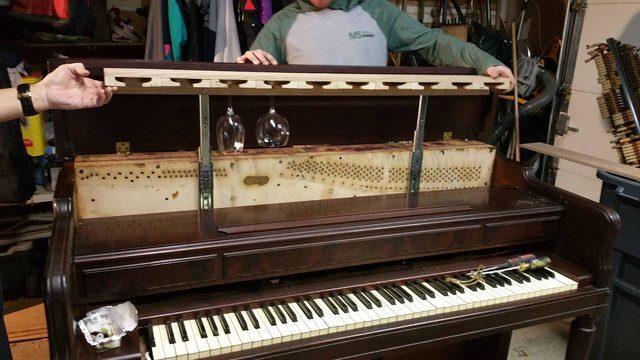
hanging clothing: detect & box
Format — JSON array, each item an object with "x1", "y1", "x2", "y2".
[
  {"x1": 239, "y1": 0, "x2": 262, "y2": 49},
  {"x1": 168, "y1": 0, "x2": 188, "y2": 61},
  {"x1": 212, "y1": 0, "x2": 242, "y2": 62},
  {"x1": 260, "y1": 0, "x2": 272, "y2": 24}
]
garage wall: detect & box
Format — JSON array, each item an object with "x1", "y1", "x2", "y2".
[{"x1": 555, "y1": 0, "x2": 640, "y2": 201}]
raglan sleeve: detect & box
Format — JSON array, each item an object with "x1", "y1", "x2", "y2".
[
  {"x1": 366, "y1": 0, "x2": 504, "y2": 74},
  {"x1": 249, "y1": 15, "x2": 287, "y2": 64}
]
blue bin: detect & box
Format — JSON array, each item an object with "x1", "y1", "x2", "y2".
[{"x1": 591, "y1": 170, "x2": 640, "y2": 360}]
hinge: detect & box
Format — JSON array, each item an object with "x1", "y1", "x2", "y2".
[{"x1": 115, "y1": 141, "x2": 130, "y2": 154}]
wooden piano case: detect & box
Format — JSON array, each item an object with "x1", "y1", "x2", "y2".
[{"x1": 45, "y1": 59, "x2": 620, "y2": 360}]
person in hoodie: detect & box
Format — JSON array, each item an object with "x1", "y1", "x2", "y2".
[{"x1": 236, "y1": 0, "x2": 515, "y2": 90}]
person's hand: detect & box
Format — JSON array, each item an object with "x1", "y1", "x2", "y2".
[
  {"x1": 32, "y1": 63, "x2": 116, "y2": 112},
  {"x1": 486, "y1": 65, "x2": 516, "y2": 93},
  {"x1": 236, "y1": 49, "x2": 278, "y2": 65}
]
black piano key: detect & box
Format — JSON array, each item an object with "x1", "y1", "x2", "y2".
[
  {"x1": 514, "y1": 271, "x2": 532, "y2": 282},
  {"x1": 297, "y1": 300, "x2": 314, "y2": 319},
  {"x1": 331, "y1": 295, "x2": 350, "y2": 313},
  {"x1": 456, "y1": 275, "x2": 477, "y2": 291},
  {"x1": 426, "y1": 279, "x2": 449, "y2": 296},
  {"x1": 206, "y1": 314, "x2": 219, "y2": 336},
  {"x1": 406, "y1": 283, "x2": 427, "y2": 300},
  {"x1": 540, "y1": 268, "x2": 555, "y2": 278},
  {"x1": 281, "y1": 302, "x2": 298, "y2": 322},
  {"x1": 482, "y1": 275, "x2": 498, "y2": 288},
  {"x1": 475, "y1": 281, "x2": 485, "y2": 290},
  {"x1": 322, "y1": 296, "x2": 340, "y2": 315},
  {"x1": 484, "y1": 274, "x2": 507, "y2": 287},
  {"x1": 177, "y1": 319, "x2": 189, "y2": 342},
  {"x1": 393, "y1": 285, "x2": 413, "y2": 302},
  {"x1": 165, "y1": 323, "x2": 176, "y2": 344},
  {"x1": 384, "y1": 286, "x2": 405, "y2": 303},
  {"x1": 340, "y1": 293, "x2": 358, "y2": 311},
  {"x1": 354, "y1": 291, "x2": 373, "y2": 309},
  {"x1": 435, "y1": 278, "x2": 458, "y2": 294},
  {"x1": 195, "y1": 316, "x2": 208, "y2": 338},
  {"x1": 148, "y1": 327, "x2": 156, "y2": 348},
  {"x1": 218, "y1": 313, "x2": 231, "y2": 334},
  {"x1": 261, "y1": 305, "x2": 277, "y2": 326},
  {"x1": 306, "y1": 297, "x2": 324, "y2": 317},
  {"x1": 245, "y1": 307, "x2": 261, "y2": 329},
  {"x1": 272, "y1": 304, "x2": 288, "y2": 324},
  {"x1": 524, "y1": 269, "x2": 542, "y2": 280},
  {"x1": 234, "y1": 309, "x2": 248, "y2": 331},
  {"x1": 503, "y1": 271, "x2": 523, "y2": 284},
  {"x1": 534, "y1": 269, "x2": 550, "y2": 279},
  {"x1": 445, "y1": 278, "x2": 465, "y2": 293},
  {"x1": 376, "y1": 288, "x2": 396, "y2": 305},
  {"x1": 414, "y1": 281, "x2": 435, "y2": 298},
  {"x1": 363, "y1": 289, "x2": 383, "y2": 307},
  {"x1": 494, "y1": 273, "x2": 512, "y2": 286}
]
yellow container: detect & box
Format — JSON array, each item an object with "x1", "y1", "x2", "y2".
[{"x1": 19, "y1": 75, "x2": 45, "y2": 157}]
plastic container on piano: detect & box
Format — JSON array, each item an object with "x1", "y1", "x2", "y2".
[{"x1": 591, "y1": 170, "x2": 640, "y2": 360}]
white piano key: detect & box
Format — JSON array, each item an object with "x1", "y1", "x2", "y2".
[
  {"x1": 295, "y1": 300, "x2": 329, "y2": 335},
  {"x1": 158, "y1": 324, "x2": 177, "y2": 359},
  {"x1": 547, "y1": 269, "x2": 579, "y2": 290},
  {"x1": 344, "y1": 292, "x2": 380, "y2": 327},
  {"x1": 289, "y1": 301, "x2": 321, "y2": 337},
  {"x1": 170, "y1": 322, "x2": 189, "y2": 359},
  {"x1": 266, "y1": 304, "x2": 295, "y2": 342},
  {"x1": 419, "y1": 283, "x2": 457, "y2": 313},
  {"x1": 255, "y1": 306, "x2": 284, "y2": 344},
  {"x1": 181, "y1": 320, "x2": 202, "y2": 359},
  {"x1": 363, "y1": 290, "x2": 398, "y2": 322},
  {"x1": 187, "y1": 320, "x2": 210, "y2": 358},
  {"x1": 243, "y1": 308, "x2": 273, "y2": 346},
  {"x1": 219, "y1": 313, "x2": 243, "y2": 352},
  {"x1": 209, "y1": 315, "x2": 232, "y2": 355},
  {"x1": 227, "y1": 311, "x2": 254, "y2": 351},
  {"x1": 311, "y1": 295, "x2": 347, "y2": 333},
  {"x1": 151, "y1": 326, "x2": 166, "y2": 360},
  {"x1": 347, "y1": 292, "x2": 384, "y2": 326},
  {"x1": 283, "y1": 302, "x2": 312, "y2": 338},
  {"x1": 372, "y1": 289, "x2": 413, "y2": 321}
]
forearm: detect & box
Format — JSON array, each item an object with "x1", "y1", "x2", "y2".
[{"x1": 0, "y1": 84, "x2": 48, "y2": 123}]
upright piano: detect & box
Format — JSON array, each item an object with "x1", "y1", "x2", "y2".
[{"x1": 45, "y1": 60, "x2": 620, "y2": 360}]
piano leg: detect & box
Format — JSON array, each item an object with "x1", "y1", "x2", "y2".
[{"x1": 566, "y1": 315, "x2": 598, "y2": 360}]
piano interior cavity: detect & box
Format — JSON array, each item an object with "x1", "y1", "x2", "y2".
[{"x1": 73, "y1": 140, "x2": 495, "y2": 219}]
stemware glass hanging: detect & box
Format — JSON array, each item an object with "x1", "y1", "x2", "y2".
[
  {"x1": 256, "y1": 96, "x2": 290, "y2": 147},
  {"x1": 216, "y1": 96, "x2": 245, "y2": 152}
]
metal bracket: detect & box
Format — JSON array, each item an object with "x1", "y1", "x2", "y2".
[
  {"x1": 572, "y1": 0, "x2": 587, "y2": 11},
  {"x1": 556, "y1": 112, "x2": 579, "y2": 135},
  {"x1": 408, "y1": 96, "x2": 428, "y2": 193},
  {"x1": 115, "y1": 141, "x2": 130, "y2": 154},
  {"x1": 198, "y1": 95, "x2": 213, "y2": 210}
]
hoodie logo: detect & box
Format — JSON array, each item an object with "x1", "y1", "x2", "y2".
[{"x1": 349, "y1": 31, "x2": 375, "y2": 40}]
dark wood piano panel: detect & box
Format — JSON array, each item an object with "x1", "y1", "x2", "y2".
[{"x1": 71, "y1": 169, "x2": 564, "y2": 303}]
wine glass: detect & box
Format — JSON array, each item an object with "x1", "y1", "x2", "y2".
[
  {"x1": 216, "y1": 96, "x2": 245, "y2": 152},
  {"x1": 256, "y1": 96, "x2": 290, "y2": 147}
]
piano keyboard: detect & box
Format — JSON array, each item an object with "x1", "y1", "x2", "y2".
[{"x1": 147, "y1": 267, "x2": 577, "y2": 359}]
